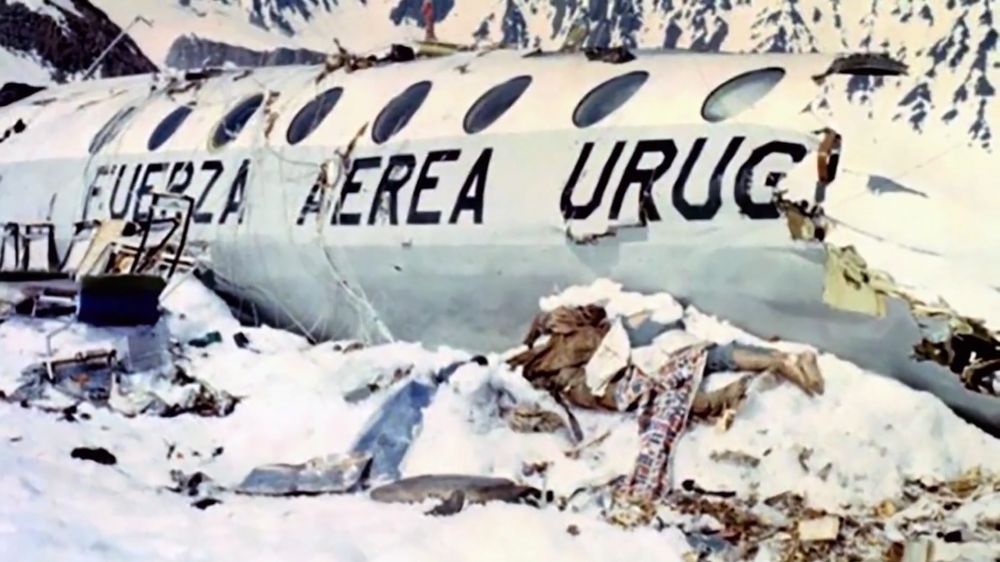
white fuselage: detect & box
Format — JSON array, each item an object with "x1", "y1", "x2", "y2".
[{"x1": 1, "y1": 49, "x2": 997, "y2": 435}]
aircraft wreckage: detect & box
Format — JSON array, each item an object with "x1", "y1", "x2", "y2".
[{"x1": 0, "y1": 43, "x2": 997, "y2": 436}]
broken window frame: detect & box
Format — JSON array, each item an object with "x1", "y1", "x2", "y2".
[
  {"x1": 210, "y1": 93, "x2": 265, "y2": 150},
  {"x1": 572, "y1": 70, "x2": 649, "y2": 128},
  {"x1": 148, "y1": 105, "x2": 194, "y2": 151},
  {"x1": 286, "y1": 86, "x2": 345, "y2": 146},
  {"x1": 701, "y1": 67, "x2": 786, "y2": 123},
  {"x1": 372, "y1": 81, "x2": 433, "y2": 145},
  {"x1": 463, "y1": 75, "x2": 533, "y2": 135},
  {"x1": 88, "y1": 105, "x2": 138, "y2": 154}
]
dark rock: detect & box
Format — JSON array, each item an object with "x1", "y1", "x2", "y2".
[
  {"x1": 0, "y1": 83, "x2": 45, "y2": 107},
  {"x1": 70, "y1": 447, "x2": 117, "y2": 466},
  {"x1": 0, "y1": 0, "x2": 156, "y2": 82},
  {"x1": 233, "y1": 332, "x2": 250, "y2": 349},
  {"x1": 188, "y1": 331, "x2": 223, "y2": 348},
  {"x1": 165, "y1": 35, "x2": 326, "y2": 71},
  {"x1": 192, "y1": 498, "x2": 221, "y2": 510}
]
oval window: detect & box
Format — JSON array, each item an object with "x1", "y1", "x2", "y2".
[
  {"x1": 702, "y1": 67, "x2": 786, "y2": 123},
  {"x1": 286, "y1": 87, "x2": 344, "y2": 145},
  {"x1": 148, "y1": 105, "x2": 193, "y2": 150},
  {"x1": 89, "y1": 105, "x2": 137, "y2": 154},
  {"x1": 372, "y1": 81, "x2": 432, "y2": 144},
  {"x1": 463, "y1": 75, "x2": 532, "y2": 134},
  {"x1": 211, "y1": 93, "x2": 264, "y2": 149},
  {"x1": 573, "y1": 71, "x2": 648, "y2": 128}
]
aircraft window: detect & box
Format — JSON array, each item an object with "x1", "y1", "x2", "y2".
[
  {"x1": 463, "y1": 75, "x2": 532, "y2": 134},
  {"x1": 211, "y1": 93, "x2": 264, "y2": 149},
  {"x1": 572, "y1": 71, "x2": 649, "y2": 128},
  {"x1": 372, "y1": 81, "x2": 432, "y2": 144},
  {"x1": 286, "y1": 87, "x2": 343, "y2": 145},
  {"x1": 88, "y1": 105, "x2": 137, "y2": 154},
  {"x1": 148, "y1": 105, "x2": 193, "y2": 150},
  {"x1": 701, "y1": 67, "x2": 786, "y2": 123}
]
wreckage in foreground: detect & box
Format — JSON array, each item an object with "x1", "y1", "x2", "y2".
[{"x1": 0, "y1": 43, "x2": 996, "y2": 435}]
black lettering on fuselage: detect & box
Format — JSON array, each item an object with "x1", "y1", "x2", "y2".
[
  {"x1": 133, "y1": 162, "x2": 166, "y2": 220},
  {"x1": 296, "y1": 183, "x2": 324, "y2": 226},
  {"x1": 672, "y1": 136, "x2": 744, "y2": 222},
  {"x1": 193, "y1": 160, "x2": 224, "y2": 224},
  {"x1": 87, "y1": 165, "x2": 112, "y2": 197},
  {"x1": 220, "y1": 159, "x2": 250, "y2": 225},
  {"x1": 735, "y1": 141, "x2": 807, "y2": 220},
  {"x1": 166, "y1": 161, "x2": 195, "y2": 194},
  {"x1": 368, "y1": 154, "x2": 416, "y2": 225},
  {"x1": 449, "y1": 148, "x2": 491, "y2": 224},
  {"x1": 407, "y1": 149, "x2": 460, "y2": 225},
  {"x1": 333, "y1": 156, "x2": 380, "y2": 225},
  {"x1": 560, "y1": 141, "x2": 625, "y2": 220},
  {"x1": 110, "y1": 164, "x2": 141, "y2": 219},
  {"x1": 610, "y1": 139, "x2": 676, "y2": 222},
  {"x1": 671, "y1": 138, "x2": 708, "y2": 220}
]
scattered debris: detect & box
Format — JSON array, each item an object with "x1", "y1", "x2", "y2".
[
  {"x1": 342, "y1": 364, "x2": 413, "y2": 404},
  {"x1": 867, "y1": 174, "x2": 929, "y2": 198},
  {"x1": 709, "y1": 450, "x2": 761, "y2": 469},
  {"x1": 369, "y1": 474, "x2": 550, "y2": 515},
  {"x1": 584, "y1": 46, "x2": 636, "y2": 64},
  {"x1": 188, "y1": 331, "x2": 222, "y2": 348},
  {"x1": 237, "y1": 452, "x2": 372, "y2": 497},
  {"x1": 564, "y1": 429, "x2": 612, "y2": 459},
  {"x1": 232, "y1": 332, "x2": 250, "y2": 349},
  {"x1": 797, "y1": 515, "x2": 841, "y2": 542},
  {"x1": 168, "y1": 470, "x2": 224, "y2": 499},
  {"x1": 505, "y1": 404, "x2": 568, "y2": 434},
  {"x1": 6, "y1": 344, "x2": 238, "y2": 419},
  {"x1": 70, "y1": 446, "x2": 116, "y2": 466},
  {"x1": 901, "y1": 538, "x2": 933, "y2": 562},
  {"x1": 508, "y1": 303, "x2": 825, "y2": 527},
  {"x1": 349, "y1": 360, "x2": 468, "y2": 482},
  {"x1": 191, "y1": 498, "x2": 222, "y2": 510},
  {"x1": 566, "y1": 524, "x2": 581, "y2": 536}
]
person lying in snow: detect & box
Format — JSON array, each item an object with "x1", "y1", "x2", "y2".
[{"x1": 507, "y1": 304, "x2": 824, "y2": 527}]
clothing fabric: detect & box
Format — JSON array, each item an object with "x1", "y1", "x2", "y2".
[{"x1": 613, "y1": 343, "x2": 709, "y2": 504}]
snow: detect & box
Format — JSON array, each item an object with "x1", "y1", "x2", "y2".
[
  {"x1": 12, "y1": 0, "x2": 81, "y2": 23},
  {"x1": 1, "y1": 276, "x2": 997, "y2": 560},
  {"x1": 0, "y1": 49, "x2": 53, "y2": 85}
]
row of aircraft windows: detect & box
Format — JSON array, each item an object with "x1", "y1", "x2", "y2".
[{"x1": 87, "y1": 67, "x2": 787, "y2": 155}]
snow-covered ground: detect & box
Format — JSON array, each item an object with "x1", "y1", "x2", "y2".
[{"x1": 1, "y1": 277, "x2": 997, "y2": 561}]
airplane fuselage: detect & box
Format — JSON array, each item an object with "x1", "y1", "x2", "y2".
[{"x1": 2, "y1": 48, "x2": 997, "y2": 435}]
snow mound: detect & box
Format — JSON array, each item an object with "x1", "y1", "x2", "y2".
[{"x1": 0, "y1": 277, "x2": 997, "y2": 561}]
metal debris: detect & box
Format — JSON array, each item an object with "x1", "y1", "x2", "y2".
[
  {"x1": 349, "y1": 360, "x2": 468, "y2": 483},
  {"x1": 369, "y1": 474, "x2": 549, "y2": 515},
  {"x1": 236, "y1": 452, "x2": 372, "y2": 496},
  {"x1": 6, "y1": 342, "x2": 238, "y2": 419}
]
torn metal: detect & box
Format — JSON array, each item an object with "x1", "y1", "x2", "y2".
[
  {"x1": 775, "y1": 194, "x2": 1000, "y2": 400},
  {"x1": 236, "y1": 452, "x2": 372, "y2": 496},
  {"x1": 4, "y1": 328, "x2": 238, "y2": 418},
  {"x1": 369, "y1": 474, "x2": 551, "y2": 516}
]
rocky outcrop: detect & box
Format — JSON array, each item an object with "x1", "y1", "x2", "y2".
[
  {"x1": 0, "y1": 82, "x2": 45, "y2": 107},
  {"x1": 0, "y1": 0, "x2": 156, "y2": 83},
  {"x1": 165, "y1": 34, "x2": 326, "y2": 71}
]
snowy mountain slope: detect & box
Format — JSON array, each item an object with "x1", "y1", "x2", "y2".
[
  {"x1": 2, "y1": 1, "x2": 993, "y2": 148},
  {"x1": 0, "y1": 0, "x2": 155, "y2": 85},
  {"x1": 83, "y1": 0, "x2": 996, "y2": 152}
]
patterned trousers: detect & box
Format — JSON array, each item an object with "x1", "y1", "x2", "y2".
[{"x1": 614, "y1": 344, "x2": 709, "y2": 506}]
